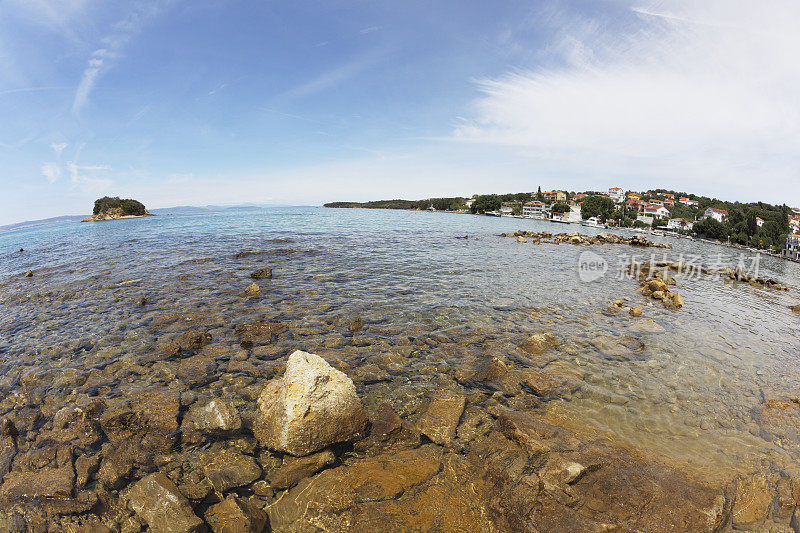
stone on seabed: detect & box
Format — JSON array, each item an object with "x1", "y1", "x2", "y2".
[{"x1": 254, "y1": 350, "x2": 368, "y2": 456}]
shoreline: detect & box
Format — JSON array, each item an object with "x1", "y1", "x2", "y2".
[{"x1": 81, "y1": 213, "x2": 156, "y2": 223}]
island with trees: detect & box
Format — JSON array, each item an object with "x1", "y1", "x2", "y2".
[{"x1": 82, "y1": 196, "x2": 154, "y2": 222}]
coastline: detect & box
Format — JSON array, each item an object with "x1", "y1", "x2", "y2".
[
  {"x1": 81, "y1": 213, "x2": 155, "y2": 223},
  {"x1": 0, "y1": 206, "x2": 799, "y2": 531}
]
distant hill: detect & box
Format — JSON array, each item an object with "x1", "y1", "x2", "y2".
[{"x1": 0, "y1": 215, "x2": 85, "y2": 233}]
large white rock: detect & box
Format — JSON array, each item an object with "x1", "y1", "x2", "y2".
[{"x1": 254, "y1": 350, "x2": 368, "y2": 456}]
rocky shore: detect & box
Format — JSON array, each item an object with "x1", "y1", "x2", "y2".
[
  {"x1": 0, "y1": 333, "x2": 798, "y2": 532},
  {"x1": 500, "y1": 230, "x2": 673, "y2": 248},
  {"x1": 81, "y1": 209, "x2": 154, "y2": 223},
  {"x1": 1, "y1": 233, "x2": 799, "y2": 532}
]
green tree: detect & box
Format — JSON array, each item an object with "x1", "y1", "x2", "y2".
[
  {"x1": 581, "y1": 195, "x2": 615, "y2": 220},
  {"x1": 551, "y1": 202, "x2": 570, "y2": 213},
  {"x1": 470, "y1": 194, "x2": 502, "y2": 214},
  {"x1": 536, "y1": 186, "x2": 543, "y2": 202}
]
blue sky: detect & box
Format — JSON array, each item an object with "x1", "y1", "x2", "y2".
[{"x1": 1, "y1": 0, "x2": 798, "y2": 225}]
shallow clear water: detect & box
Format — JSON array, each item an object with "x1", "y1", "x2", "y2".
[{"x1": 1, "y1": 206, "x2": 800, "y2": 484}]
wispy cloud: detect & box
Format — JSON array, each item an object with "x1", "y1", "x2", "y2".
[
  {"x1": 283, "y1": 50, "x2": 385, "y2": 101},
  {"x1": 67, "y1": 161, "x2": 112, "y2": 192},
  {"x1": 50, "y1": 142, "x2": 68, "y2": 157},
  {"x1": 359, "y1": 26, "x2": 380, "y2": 35},
  {"x1": 452, "y1": 0, "x2": 800, "y2": 204},
  {"x1": 71, "y1": 3, "x2": 172, "y2": 114},
  {"x1": 41, "y1": 163, "x2": 62, "y2": 184}
]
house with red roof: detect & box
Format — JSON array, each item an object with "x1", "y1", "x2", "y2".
[{"x1": 703, "y1": 207, "x2": 728, "y2": 223}]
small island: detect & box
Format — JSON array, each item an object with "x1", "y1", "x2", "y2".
[{"x1": 82, "y1": 196, "x2": 154, "y2": 222}]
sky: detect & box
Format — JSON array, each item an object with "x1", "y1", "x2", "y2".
[{"x1": 0, "y1": 0, "x2": 798, "y2": 225}]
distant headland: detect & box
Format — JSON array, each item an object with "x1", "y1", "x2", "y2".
[{"x1": 82, "y1": 196, "x2": 154, "y2": 222}]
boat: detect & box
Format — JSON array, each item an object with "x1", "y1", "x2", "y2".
[
  {"x1": 484, "y1": 211, "x2": 502, "y2": 217},
  {"x1": 581, "y1": 217, "x2": 602, "y2": 228}
]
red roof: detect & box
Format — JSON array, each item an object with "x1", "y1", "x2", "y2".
[{"x1": 708, "y1": 207, "x2": 728, "y2": 215}]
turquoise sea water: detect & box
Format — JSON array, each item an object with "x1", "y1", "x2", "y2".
[{"x1": 1, "y1": 206, "x2": 800, "y2": 482}]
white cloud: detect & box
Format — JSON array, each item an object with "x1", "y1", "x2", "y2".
[
  {"x1": 71, "y1": 3, "x2": 171, "y2": 114},
  {"x1": 50, "y1": 142, "x2": 68, "y2": 157},
  {"x1": 66, "y1": 161, "x2": 112, "y2": 192},
  {"x1": 452, "y1": 0, "x2": 800, "y2": 206},
  {"x1": 41, "y1": 162, "x2": 61, "y2": 183}
]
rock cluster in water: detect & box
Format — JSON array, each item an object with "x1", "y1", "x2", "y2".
[{"x1": 501, "y1": 230, "x2": 673, "y2": 248}]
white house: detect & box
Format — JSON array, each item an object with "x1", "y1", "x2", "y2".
[
  {"x1": 756, "y1": 217, "x2": 764, "y2": 227},
  {"x1": 522, "y1": 201, "x2": 550, "y2": 219},
  {"x1": 703, "y1": 207, "x2": 728, "y2": 223},
  {"x1": 500, "y1": 206, "x2": 513, "y2": 215},
  {"x1": 667, "y1": 218, "x2": 693, "y2": 231},
  {"x1": 465, "y1": 199, "x2": 474, "y2": 208},
  {"x1": 783, "y1": 234, "x2": 800, "y2": 261},
  {"x1": 608, "y1": 187, "x2": 625, "y2": 204},
  {"x1": 643, "y1": 205, "x2": 670, "y2": 218},
  {"x1": 679, "y1": 197, "x2": 699, "y2": 207}
]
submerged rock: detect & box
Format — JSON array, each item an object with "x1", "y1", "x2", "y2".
[
  {"x1": 234, "y1": 320, "x2": 285, "y2": 348},
  {"x1": 268, "y1": 445, "x2": 443, "y2": 530},
  {"x1": 129, "y1": 473, "x2": 204, "y2": 533},
  {"x1": 0, "y1": 465, "x2": 74, "y2": 502},
  {"x1": 629, "y1": 318, "x2": 665, "y2": 334},
  {"x1": 244, "y1": 282, "x2": 261, "y2": 296},
  {"x1": 416, "y1": 391, "x2": 465, "y2": 446},
  {"x1": 519, "y1": 332, "x2": 557, "y2": 355},
  {"x1": 254, "y1": 350, "x2": 368, "y2": 456},
  {"x1": 205, "y1": 495, "x2": 268, "y2": 533},
  {"x1": 250, "y1": 267, "x2": 273, "y2": 279},
  {"x1": 183, "y1": 398, "x2": 242, "y2": 434},
  {"x1": 203, "y1": 448, "x2": 262, "y2": 492},
  {"x1": 270, "y1": 449, "x2": 336, "y2": 490},
  {"x1": 590, "y1": 334, "x2": 645, "y2": 360}
]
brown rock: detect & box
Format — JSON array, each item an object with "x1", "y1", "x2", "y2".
[
  {"x1": 629, "y1": 318, "x2": 665, "y2": 334},
  {"x1": 183, "y1": 398, "x2": 242, "y2": 434},
  {"x1": 234, "y1": 320, "x2": 285, "y2": 348},
  {"x1": 129, "y1": 472, "x2": 204, "y2": 533},
  {"x1": 179, "y1": 329, "x2": 211, "y2": 350},
  {"x1": 268, "y1": 445, "x2": 442, "y2": 530},
  {"x1": 75, "y1": 454, "x2": 101, "y2": 487},
  {"x1": 652, "y1": 290, "x2": 665, "y2": 300},
  {"x1": 250, "y1": 267, "x2": 273, "y2": 279},
  {"x1": 270, "y1": 449, "x2": 336, "y2": 490},
  {"x1": 519, "y1": 332, "x2": 557, "y2": 355},
  {"x1": 671, "y1": 292, "x2": 685, "y2": 308},
  {"x1": 0, "y1": 465, "x2": 74, "y2": 502},
  {"x1": 732, "y1": 473, "x2": 773, "y2": 525},
  {"x1": 203, "y1": 448, "x2": 262, "y2": 493},
  {"x1": 244, "y1": 282, "x2": 261, "y2": 296},
  {"x1": 590, "y1": 334, "x2": 645, "y2": 360},
  {"x1": 347, "y1": 316, "x2": 363, "y2": 334},
  {"x1": 205, "y1": 495, "x2": 268, "y2": 533},
  {"x1": 416, "y1": 392, "x2": 465, "y2": 445},
  {"x1": 629, "y1": 307, "x2": 643, "y2": 317}
]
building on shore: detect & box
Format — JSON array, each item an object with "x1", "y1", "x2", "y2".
[
  {"x1": 703, "y1": 207, "x2": 729, "y2": 223},
  {"x1": 542, "y1": 190, "x2": 567, "y2": 203},
  {"x1": 667, "y1": 218, "x2": 693, "y2": 231},
  {"x1": 679, "y1": 197, "x2": 699, "y2": 207},
  {"x1": 608, "y1": 187, "x2": 625, "y2": 203},
  {"x1": 522, "y1": 200, "x2": 550, "y2": 219},
  {"x1": 783, "y1": 234, "x2": 800, "y2": 261},
  {"x1": 643, "y1": 205, "x2": 670, "y2": 218}
]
